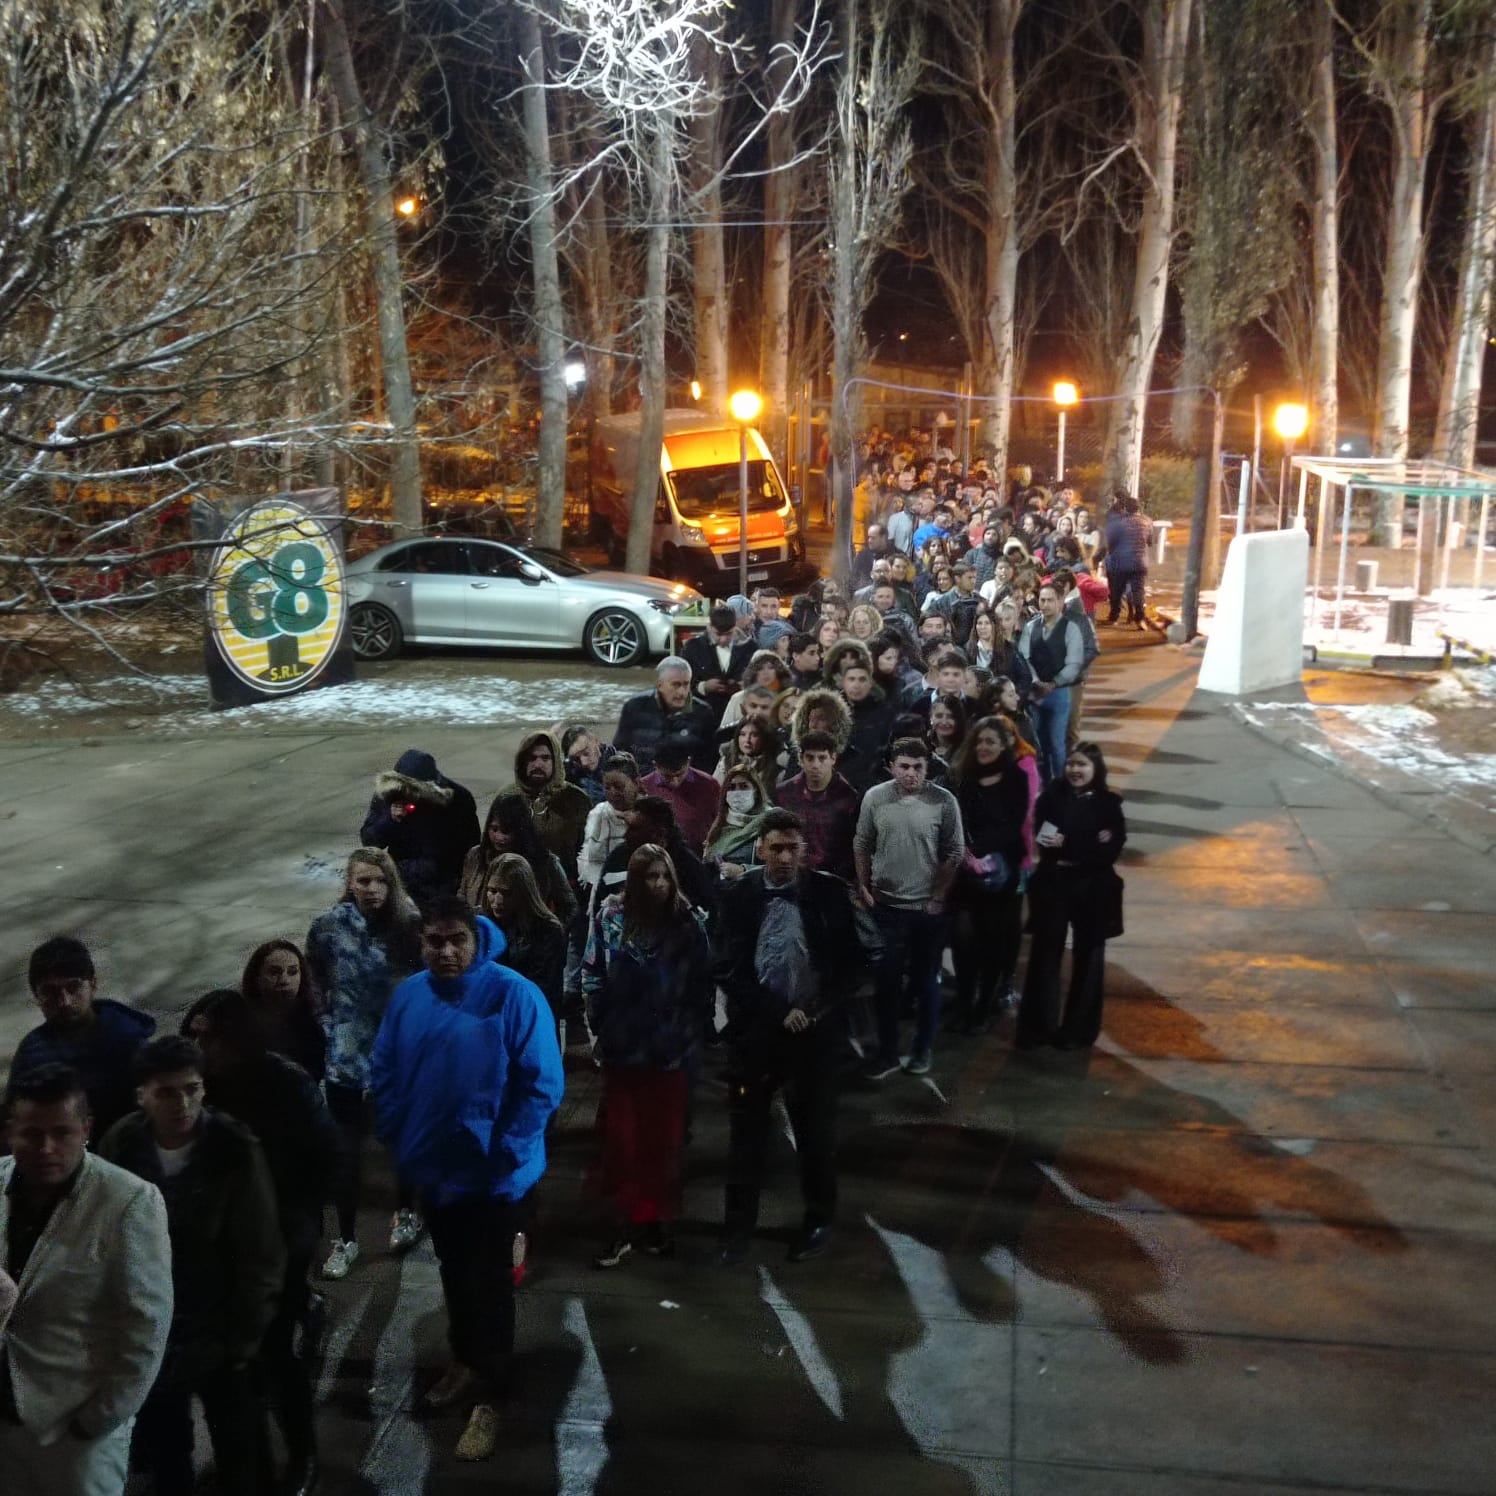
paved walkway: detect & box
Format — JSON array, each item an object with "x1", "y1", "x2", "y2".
[{"x1": 2, "y1": 637, "x2": 1494, "y2": 1494}]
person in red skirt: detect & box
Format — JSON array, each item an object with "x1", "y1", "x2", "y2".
[{"x1": 581, "y1": 844, "x2": 713, "y2": 1266}]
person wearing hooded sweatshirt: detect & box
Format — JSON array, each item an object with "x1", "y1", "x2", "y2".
[
  {"x1": 12, "y1": 936, "x2": 155, "y2": 1142},
  {"x1": 501, "y1": 730, "x2": 592, "y2": 882},
  {"x1": 360, "y1": 748, "x2": 480, "y2": 908},
  {"x1": 370, "y1": 897, "x2": 564, "y2": 1464}
]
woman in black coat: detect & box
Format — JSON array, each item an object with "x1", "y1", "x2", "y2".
[
  {"x1": 949, "y1": 717, "x2": 1035, "y2": 1034},
  {"x1": 478, "y1": 854, "x2": 568, "y2": 1023},
  {"x1": 1016, "y1": 741, "x2": 1125, "y2": 1050}
]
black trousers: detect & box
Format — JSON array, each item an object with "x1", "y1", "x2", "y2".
[
  {"x1": 1106, "y1": 568, "x2": 1146, "y2": 623},
  {"x1": 325, "y1": 1081, "x2": 413, "y2": 1240},
  {"x1": 953, "y1": 880, "x2": 1023, "y2": 1020},
  {"x1": 257, "y1": 1254, "x2": 317, "y2": 1467},
  {"x1": 133, "y1": 1361, "x2": 265, "y2": 1496},
  {"x1": 425, "y1": 1194, "x2": 529, "y2": 1399},
  {"x1": 1018, "y1": 886, "x2": 1109, "y2": 1048},
  {"x1": 725, "y1": 1025, "x2": 838, "y2": 1236}
]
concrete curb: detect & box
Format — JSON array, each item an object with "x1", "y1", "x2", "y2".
[{"x1": 1227, "y1": 700, "x2": 1496, "y2": 858}]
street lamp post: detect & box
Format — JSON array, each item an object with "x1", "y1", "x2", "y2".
[
  {"x1": 1272, "y1": 402, "x2": 1309, "y2": 528},
  {"x1": 728, "y1": 388, "x2": 763, "y2": 597},
  {"x1": 1053, "y1": 381, "x2": 1079, "y2": 482}
]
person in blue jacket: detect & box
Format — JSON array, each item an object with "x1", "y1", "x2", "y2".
[
  {"x1": 370, "y1": 896, "x2": 563, "y2": 1465},
  {"x1": 11, "y1": 935, "x2": 155, "y2": 1140}
]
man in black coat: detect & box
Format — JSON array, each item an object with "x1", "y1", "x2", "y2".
[
  {"x1": 182, "y1": 992, "x2": 336, "y2": 1496},
  {"x1": 360, "y1": 748, "x2": 480, "y2": 907},
  {"x1": 612, "y1": 656, "x2": 717, "y2": 772},
  {"x1": 681, "y1": 606, "x2": 757, "y2": 727},
  {"x1": 99, "y1": 1036, "x2": 284, "y2": 1496},
  {"x1": 713, "y1": 808, "x2": 859, "y2": 1266}
]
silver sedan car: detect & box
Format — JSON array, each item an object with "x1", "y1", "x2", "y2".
[{"x1": 345, "y1": 537, "x2": 702, "y2": 667}]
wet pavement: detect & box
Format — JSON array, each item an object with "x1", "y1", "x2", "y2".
[{"x1": 2, "y1": 633, "x2": 1495, "y2": 1493}]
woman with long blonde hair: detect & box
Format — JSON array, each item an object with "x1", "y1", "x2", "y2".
[
  {"x1": 306, "y1": 847, "x2": 423, "y2": 1278},
  {"x1": 479, "y1": 854, "x2": 567, "y2": 1018}
]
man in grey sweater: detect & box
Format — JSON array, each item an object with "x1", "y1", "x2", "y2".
[{"x1": 853, "y1": 738, "x2": 964, "y2": 1079}]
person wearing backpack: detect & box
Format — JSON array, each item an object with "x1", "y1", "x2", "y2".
[
  {"x1": 1018, "y1": 581, "x2": 1084, "y2": 784},
  {"x1": 1051, "y1": 568, "x2": 1100, "y2": 750}
]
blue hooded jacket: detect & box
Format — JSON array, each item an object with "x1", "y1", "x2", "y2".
[
  {"x1": 370, "y1": 916, "x2": 564, "y2": 1205},
  {"x1": 12, "y1": 998, "x2": 156, "y2": 1140}
]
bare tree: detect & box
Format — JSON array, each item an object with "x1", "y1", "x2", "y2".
[
  {"x1": 522, "y1": 0, "x2": 827, "y2": 576},
  {"x1": 0, "y1": 0, "x2": 358, "y2": 662},
  {"x1": 826, "y1": 0, "x2": 918, "y2": 574},
  {"x1": 760, "y1": 0, "x2": 803, "y2": 470},
  {"x1": 1307, "y1": 0, "x2": 1341, "y2": 454},
  {"x1": 689, "y1": 33, "x2": 729, "y2": 414},
  {"x1": 321, "y1": 0, "x2": 423, "y2": 534},
  {"x1": 1090, "y1": 0, "x2": 1194, "y2": 500},
  {"x1": 1433, "y1": 41, "x2": 1496, "y2": 469},
  {"x1": 516, "y1": 5, "x2": 569, "y2": 547}
]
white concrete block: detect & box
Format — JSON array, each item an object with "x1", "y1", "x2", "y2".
[{"x1": 1198, "y1": 529, "x2": 1310, "y2": 695}]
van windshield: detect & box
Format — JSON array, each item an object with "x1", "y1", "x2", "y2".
[{"x1": 669, "y1": 461, "x2": 786, "y2": 518}]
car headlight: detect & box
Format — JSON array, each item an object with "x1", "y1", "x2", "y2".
[{"x1": 648, "y1": 598, "x2": 682, "y2": 615}]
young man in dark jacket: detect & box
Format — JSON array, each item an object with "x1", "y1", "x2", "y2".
[
  {"x1": 713, "y1": 809, "x2": 859, "y2": 1266},
  {"x1": 100, "y1": 1036, "x2": 284, "y2": 1496},
  {"x1": 13, "y1": 936, "x2": 155, "y2": 1141},
  {"x1": 360, "y1": 748, "x2": 481, "y2": 907},
  {"x1": 182, "y1": 991, "x2": 336, "y2": 1496},
  {"x1": 1102, "y1": 493, "x2": 1152, "y2": 625},
  {"x1": 371, "y1": 896, "x2": 564, "y2": 1463}
]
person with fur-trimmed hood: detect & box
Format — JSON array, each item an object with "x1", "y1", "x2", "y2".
[
  {"x1": 360, "y1": 748, "x2": 480, "y2": 908},
  {"x1": 502, "y1": 730, "x2": 592, "y2": 881}
]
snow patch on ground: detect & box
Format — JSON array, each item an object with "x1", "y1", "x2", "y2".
[
  {"x1": 1239, "y1": 700, "x2": 1496, "y2": 790},
  {"x1": 0, "y1": 672, "x2": 640, "y2": 733}
]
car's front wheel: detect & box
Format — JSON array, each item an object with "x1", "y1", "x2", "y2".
[
  {"x1": 583, "y1": 608, "x2": 647, "y2": 668},
  {"x1": 350, "y1": 602, "x2": 403, "y2": 661}
]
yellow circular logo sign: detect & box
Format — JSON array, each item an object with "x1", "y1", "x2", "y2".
[{"x1": 207, "y1": 500, "x2": 345, "y2": 694}]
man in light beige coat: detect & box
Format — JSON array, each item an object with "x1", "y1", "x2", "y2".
[{"x1": 0, "y1": 1063, "x2": 172, "y2": 1495}]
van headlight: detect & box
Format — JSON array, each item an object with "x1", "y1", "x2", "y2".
[
  {"x1": 783, "y1": 509, "x2": 799, "y2": 535},
  {"x1": 679, "y1": 522, "x2": 705, "y2": 543}
]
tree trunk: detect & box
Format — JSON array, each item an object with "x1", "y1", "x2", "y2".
[
  {"x1": 977, "y1": 0, "x2": 1021, "y2": 476},
  {"x1": 1101, "y1": 0, "x2": 1191, "y2": 501},
  {"x1": 1371, "y1": 0, "x2": 1431, "y2": 543},
  {"x1": 518, "y1": 6, "x2": 567, "y2": 548},
  {"x1": 759, "y1": 0, "x2": 797, "y2": 472},
  {"x1": 582, "y1": 178, "x2": 616, "y2": 419},
  {"x1": 1433, "y1": 77, "x2": 1496, "y2": 471},
  {"x1": 689, "y1": 38, "x2": 728, "y2": 415},
  {"x1": 628, "y1": 128, "x2": 673, "y2": 578},
  {"x1": 828, "y1": 3, "x2": 861, "y2": 582},
  {"x1": 1307, "y1": 0, "x2": 1339, "y2": 456},
  {"x1": 321, "y1": 0, "x2": 422, "y2": 534}
]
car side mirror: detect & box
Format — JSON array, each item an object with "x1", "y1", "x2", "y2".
[{"x1": 518, "y1": 562, "x2": 545, "y2": 584}]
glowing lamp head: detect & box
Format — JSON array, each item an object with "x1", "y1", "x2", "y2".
[
  {"x1": 396, "y1": 196, "x2": 419, "y2": 218},
  {"x1": 1273, "y1": 403, "x2": 1309, "y2": 441},
  {"x1": 689, "y1": 380, "x2": 703, "y2": 402},
  {"x1": 1053, "y1": 381, "x2": 1079, "y2": 408},
  {"x1": 729, "y1": 389, "x2": 763, "y2": 424},
  {"x1": 563, "y1": 360, "x2": 586, "y2": 390}
]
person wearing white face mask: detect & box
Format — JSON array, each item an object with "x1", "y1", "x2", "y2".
[{"x1": 704, "y1": 767, "x2": 771, "y2": 881}]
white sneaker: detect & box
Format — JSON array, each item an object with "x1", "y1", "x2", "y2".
[
  {"x1": 321, "y1": 1239, "x2": 360, "y2": 1280},
  {"x1": 388, "y1": 1209, "x2": 424, "y2": 1253}
]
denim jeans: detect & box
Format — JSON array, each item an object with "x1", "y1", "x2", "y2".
[
  {"x1": 1031, "y1": 685, "x2": 1072, "y2": 784},
  {"x1": 873, "y1": 904, "x2": 947, "y2": 1061}
]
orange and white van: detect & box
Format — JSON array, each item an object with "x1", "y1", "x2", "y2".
[{"x1": 590, "y1": 409, "x2": 804, "y2": 590}]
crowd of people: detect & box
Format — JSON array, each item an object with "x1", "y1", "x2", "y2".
[{"x1": 0, "y1": 457, "x2": 1143, "y2": 1496}]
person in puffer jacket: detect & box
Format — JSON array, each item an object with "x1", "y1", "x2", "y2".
[
  {"x1": 1101, "y1": 493, "x2": 1153, "y2": 626},
  {"x1": 360, "y1": 748, "x2": 480, "y2": 908},
  {"x1": 370, "y1": 896, "x2": 563, "y2": 1464},
  {"x1": 581, "y1": 844, "x2": 712, "y2": 1268}
]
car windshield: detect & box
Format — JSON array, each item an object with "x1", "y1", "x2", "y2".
[
  {"x1": 669, "y1": 461, "x2": 785, "y2": 519},
  {"x1": 521, "y1": 545, "x2": 588, "y2": 577}
]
